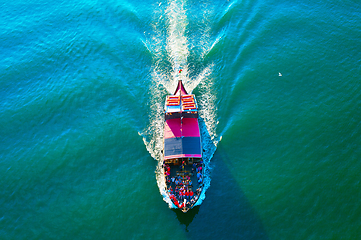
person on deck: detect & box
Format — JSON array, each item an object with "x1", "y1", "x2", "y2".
[
  {"x1": 187, "y1": 190, "x2": 191, "y2": 200},
  {"x1": 174, "y1": 187, "x2": 179, "y2": 197}
]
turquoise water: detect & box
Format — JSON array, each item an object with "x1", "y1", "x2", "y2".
[{"x1": 1, "y1": 0, "x2": 360, "y2": 239}]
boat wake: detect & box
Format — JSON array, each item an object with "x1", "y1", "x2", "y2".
[{"x1": 140, "y1": 0, "x2": 220, "y2": 209}]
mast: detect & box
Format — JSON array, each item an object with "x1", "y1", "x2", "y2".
[{"x1": 180, "y1": 80, "x2": 183, "y2": 139}]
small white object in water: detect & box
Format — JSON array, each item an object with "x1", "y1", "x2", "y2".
[{"x1": 279, "y1": 72, "x2": 282, "y2": 76}]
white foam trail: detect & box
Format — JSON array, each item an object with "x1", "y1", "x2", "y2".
[
  {"x1": 141, "y1": 0, "x2": 219, "y2": 209},
  {"x1": 166, "y1": 0, "x2": 189, "y2": 78}
]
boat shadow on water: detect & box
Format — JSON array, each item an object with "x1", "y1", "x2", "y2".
[
  {"x1": 172, "y1": 145, "x2": 269, "y2": 239},
  {"x1": 172, "y1": 205, "x2": 200, "y2": 228}
]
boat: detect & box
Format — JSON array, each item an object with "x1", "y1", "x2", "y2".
[{"x1": 162, "y1": 79, "x2": 204, "y2": 213}]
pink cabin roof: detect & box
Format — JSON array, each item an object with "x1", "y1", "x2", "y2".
[
  {"x1": 164, "y1": 118, "x2": 200, "y2": 139},
  {"x1": 163, "y1": 117, "x2": 202, "y2": 160}
]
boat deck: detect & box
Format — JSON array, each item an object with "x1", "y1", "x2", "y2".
[{"x1": 164, "y1": 160, "x2": 204, "y2": 210}]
